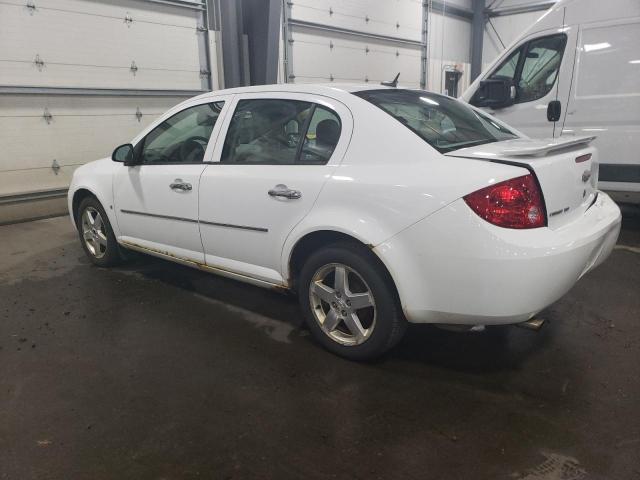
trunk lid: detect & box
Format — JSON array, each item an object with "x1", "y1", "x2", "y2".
[{"x1": 446, "y1": 136, "x2": 599, "y2": 229}]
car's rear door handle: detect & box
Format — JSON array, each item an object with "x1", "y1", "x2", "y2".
[
  {"x1": 170, "y1": 179, "x2": 192, "y2": 191},
  {"x1": 268, "y1": 184, "x2": 301, "y2": 199}
]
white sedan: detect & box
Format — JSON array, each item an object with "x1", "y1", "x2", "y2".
[{"x1": 68, "y1": 84, "x2": 621, "y2": 359}]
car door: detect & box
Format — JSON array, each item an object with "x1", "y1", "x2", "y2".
[
  {"x1": 113, "y1": 97, "x2": 230, "y2": 263},
  {"x1": 198, "y1": 92, "x2": 352, "y2": 285},
  {"x1": 470, "y1": 28, "x2": 577, "y2": 138}
]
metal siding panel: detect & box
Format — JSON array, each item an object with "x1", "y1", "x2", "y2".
[
  {"x1": 291, "y1": 0, "x2": 423, "y2": 42},
  {"x1": 291, "y1": 28, "x2": 422, "y2": 87},
  {"x1": 0, "y1": 95, "x2": 187, "y2": 196},
  {"x1": 0, "y1": 0, "x2": 203, "y2": 90}
]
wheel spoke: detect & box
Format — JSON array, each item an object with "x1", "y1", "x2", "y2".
[
  {"x1": 311, "y1": 281, "x2": 335, "y2": 304},
  {"x1": 94, "y1": 214, "x2": 103, "y2": 231},
  {"x1": 95, "y1": 231, "x2": 108, "y2": 247},
  {"x1": 343, "y1": 312, "x2": 366, "y2": 341},
  {"x1": 348, "y1": 292, "x2": 373, "y2": 310},
  {"x1": 83, "y1": 230, "x2": 93, "y2": 241},
  {"x1": 322, "y1": 310, "x2": 341, "y2": 333},
  {"x1": 83, "y1": 209, "x2": 95, "y2": 227},
  {"x1": 333, "y1": 265, "x2": 348, "y2": 293}
]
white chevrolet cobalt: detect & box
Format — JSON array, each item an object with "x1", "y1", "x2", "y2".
[{"x1": 68, "y1": 84, "x2": 621, "y2": 359}]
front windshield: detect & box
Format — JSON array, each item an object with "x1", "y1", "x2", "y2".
[{"x1": 354, "y1": 89, "x2": 518, "y2": 153}]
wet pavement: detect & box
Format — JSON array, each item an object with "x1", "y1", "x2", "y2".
[{"x1": 1, "y1": 210, "x2": 639, "y2": 480}]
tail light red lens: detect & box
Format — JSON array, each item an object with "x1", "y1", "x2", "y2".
[{"x1": 463, "y1": 174, "x2": 546, "y2": 229}]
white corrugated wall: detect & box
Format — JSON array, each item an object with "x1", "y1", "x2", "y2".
[
  {"x1": 0, "y1": 0, "x2": 220, "y2": 223},
  {"x1": 281, "y1": 0, "x2": 473, "y2": 94}
]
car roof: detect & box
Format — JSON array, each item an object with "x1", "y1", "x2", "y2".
[{"x1": 194, "y1": 83, "x2": 400, "y2": 100}]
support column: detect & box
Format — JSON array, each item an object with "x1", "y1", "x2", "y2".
[
  {"x1": 219, "y1": 0, "x2": 244, "y2": 88},
  {"x1": 470, "y1": 0, "x2": 485, "y2": 82}
]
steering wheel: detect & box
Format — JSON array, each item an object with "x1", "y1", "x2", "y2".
[{"x1": 179, "y1": 136, "x2": 209, "y2": 163}]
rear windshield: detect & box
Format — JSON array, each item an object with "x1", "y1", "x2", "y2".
[{"x1": 354, "y1": 89, "x2": 518, "y2": 153}]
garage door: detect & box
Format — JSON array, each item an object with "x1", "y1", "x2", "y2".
[
  {"x1": 284, "y1": 0, "x2": 426, "y2": 88},
  {"x1": 0, "y1": 0, "x2": 219, "y2": 222}
]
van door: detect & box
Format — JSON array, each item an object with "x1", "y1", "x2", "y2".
[
  {"x1": 560, "y1": 17, "x2": 640, "y2": 201},
  {"x1": 469, "y1": 25, "x2": 577, "y2": 139}
]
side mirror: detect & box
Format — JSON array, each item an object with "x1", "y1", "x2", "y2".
[
  {"x1": 112, "y1": 143, "x2": 136, "y2": 166},
  {"x1": 471, "y1": 77, "x2": 516, "y2": 109}
]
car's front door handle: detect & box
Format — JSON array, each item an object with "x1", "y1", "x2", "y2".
[
  {"x1": 169, "y1": 179, "x2": 192, "y2": 192},
  {"x1": 268, "y1": 184, "x2": 302, "y2": 200}
]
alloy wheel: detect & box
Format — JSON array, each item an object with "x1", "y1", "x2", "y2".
[
  {"x1": 309, "y1": 263, "x2": 376, "y2": 346},
  {"x1": 81, "y1": 207, "x2": 108, "y2": 259}
]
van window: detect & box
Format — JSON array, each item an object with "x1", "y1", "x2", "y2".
[
  {"x1": 490, "y1": 47, "x2": 522, "y2": 82},
  {"x1": 472, "y1": 34, "x2": 566, "y2": 106},
  {"x1": 518, "y1": 35, "x2": 567, "y2": 102}
]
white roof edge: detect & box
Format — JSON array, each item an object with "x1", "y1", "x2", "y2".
[{"x1": 193, "y1": 83, "x2": 401, "y2": 99}]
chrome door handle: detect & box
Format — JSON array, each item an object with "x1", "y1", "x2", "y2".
[
  {"x1": 268, "y1": 184, "x2": 301, "y2": 199},
  {"x1": 170, "y1": 179, "x2": 192, "y2": 191}
]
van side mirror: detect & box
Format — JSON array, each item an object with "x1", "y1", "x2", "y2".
[
  {"x1": 112, "y1": 143, "x2": 137, "y2": 166},
  {"x1": 471, "y1": 78, "x2": 516, "y2": 109}
]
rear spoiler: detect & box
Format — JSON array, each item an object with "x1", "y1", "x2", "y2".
[{"x1": 500, "y1": 136, "x2": 596, "y2": 157}]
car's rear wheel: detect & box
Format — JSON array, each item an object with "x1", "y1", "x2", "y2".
[
  {"x1": 76, "y1": 196, "x2": 123, "y2": 267},
  {"x1": 298, "y1": 242, "x2": 406, "y2": 360}
]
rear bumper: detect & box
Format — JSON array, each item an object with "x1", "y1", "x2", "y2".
[{"x1": 375, "y1": 192, "x2": 621, "y2": 325}]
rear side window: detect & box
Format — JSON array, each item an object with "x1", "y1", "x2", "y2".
[
  {"x1": 299, "y1": 107, "x2": 341, "y2": 164},
  {"x1": 355, "y1": 89, "x2": 517, "y2": 153},
  {"x1": 221, "y1": 99, "x2": 341, "y2": 165}
]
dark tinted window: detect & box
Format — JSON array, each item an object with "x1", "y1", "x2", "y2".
[
  {"x1": 355, "y1": 89, "x2": 517, "y2": 153},
  {"x1": 140, "y1": 102, "x2": 223, "y2": 164}
]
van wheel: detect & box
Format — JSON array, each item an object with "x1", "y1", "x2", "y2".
[
  {"x1": 76, "y1": 197, "x2": 123, "y2": 267},
  {"x1": 298, "y1": 242, "x2": 406, "y2": 360}
]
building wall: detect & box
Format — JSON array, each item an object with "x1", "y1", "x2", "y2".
[
  {"x1": 0, "y1": 0, "x2": 220, "y2": 223},
  {"x1": 283, "y1": 0, "x2": 473, "y2": 96},
  {"x1": 482, "y1": 1, "x2": 556, "y2": 67},
  {"x1": 427, "y1": 9, "x2": 472, "y2": 95}
]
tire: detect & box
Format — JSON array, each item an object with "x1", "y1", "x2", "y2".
[
  {"x1": 76, "y1": 196, "x2": 123, "y2": 267},
  {"x1": 298, "y1": 241, "x2": 407, "y2": 360}
]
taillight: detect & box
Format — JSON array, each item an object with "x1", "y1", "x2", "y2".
[{"x1": 463, "y1": 174, "x2": 546, "y2": 229}]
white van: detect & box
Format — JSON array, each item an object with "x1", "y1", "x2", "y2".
[{"x1": 461, "y1": 0, "x2": 640, "y2": 204}]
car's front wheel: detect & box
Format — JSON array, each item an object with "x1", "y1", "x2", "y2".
[
  {"x1": 76, "y1": 196, "x2": 123, "y2": 267},
  {"x1": 298, "y1": 242, "x2": 406, "y2": 360}
]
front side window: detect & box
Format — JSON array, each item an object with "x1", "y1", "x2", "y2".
[
  {"x1": 139, "y1": 102, "x2": 224, "y2": 164},
  {"x1": 355, "y1": 89, "x2": 517, "y2": 153},
  {"x1": 517, "y1": 35, "x2": 566, "y2": 102},
  {"x1": 221, "y1": 99, "x2": 341, "y2": 165},
  {"x1": 472, "y1": 34, "x2": 566, "y2": 106},
  {"x1": 490, "y1": 47, "x2": 523, "y2": 82}
]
